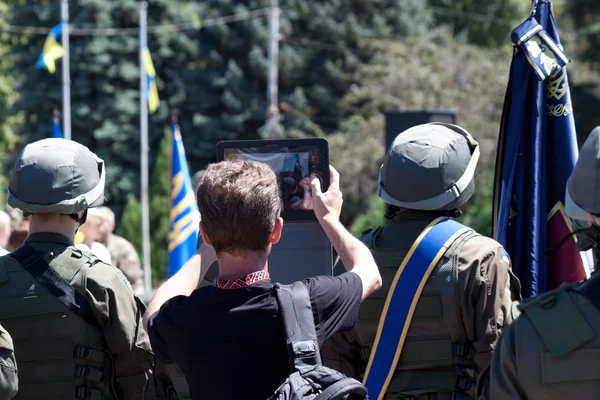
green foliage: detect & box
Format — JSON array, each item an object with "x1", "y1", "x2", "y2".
[
  {"x1": 350, "y1": 196, "x2": 385, "y2": 236},
  {"x1": 459, "y1": 173, "x2": 493, "y2": 236},
  {"x1": 6, "y1": 0, "x2": 203, "y2": 217},
  {"x1": 0, "y1": 2, "x2": 20, "y2": 206},
  {"x1": 149, "y1": 128, "x2": 172, "y2": 282},
  {"x1": 4, "y1": 0, "x2": 432, "y2": 223},
  {"x1": 117, "y1": 194, "x2": 142, "y2": 255},
  {"x1": 335, "y1": 30, "x2": 510, "y2": 228},
  {"x1": 116, "y1": 128, "x2": 171, "y2": 284},
  {"x1": 328, "y1": 114, "x2": 385, "y2": 225},
  {"x1": 427, "y1": 0, "x2": 530, "y2": 47}
]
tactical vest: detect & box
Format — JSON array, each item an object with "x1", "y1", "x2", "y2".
[
  {"x1": 519, "y1": 282, "x2": 596, "y2": 380},
  {"x1": 348, "y1": 227, "x2": 479, "y2": 399},
  {"x1": 0, "y1": 247, "x2": 116, "y2": 400}
]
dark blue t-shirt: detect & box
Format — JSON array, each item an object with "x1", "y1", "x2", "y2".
[{"x1": 148, "y1": 272, "x2": 363, "y2": 400}]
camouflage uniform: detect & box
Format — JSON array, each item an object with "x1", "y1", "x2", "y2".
[
  {"x1": 0, "y1": 138, "x2": 165, "y2": 399},
  {"x1": 323, "y1": 123, "x2": 521, "y2": 399},
  {"x1": 0, "y1": 323, "x2": 17, "y2": 399},
  {"x1": 106, "y1": 234, "x2": 145, "y2": 296},
  {"x1": 483, "y1": 127, "x2": 600, "y2": 399}
]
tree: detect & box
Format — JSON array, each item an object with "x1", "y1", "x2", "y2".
[
  {"x1": 0, "y1": 2, "x2": 20, "y2": 206},
  {"x1": 427, "y1": 0, "x2": 530, "y2": 47},
  {"x1": 117, "y1": 127, "x2": 171, "y2": 284},
  {"x1": 333, "y1": 30, "x2": 511, "y2": 232},
  {"x1": 6, "y1": 0, "x2": 433, "y2": 220},
  {"x1": 6, "y1": 0, "x2": 203, "y2": 216}
]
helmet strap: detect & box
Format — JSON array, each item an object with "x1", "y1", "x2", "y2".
[{"x1": 70, "y1": 209, "x2": 88, "y2": 226}]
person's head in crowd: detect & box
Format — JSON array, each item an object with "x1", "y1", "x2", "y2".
[
  {"x1": 0, "y1": 211, "x2": 11, "y2": 250},
  {"x1": 79, "y1": 209, "x2": 106, "y2": 245},
  {"x1": 565, "y1": 127, "x2": 600, "y2": 225},
  {"x1": 378, "y1": 122, "x2": 479, "y2": 220},
  {"x1": 197, "y1": 160, "x2": 282, "y2": 264},
  {"x1": 88, "y1": 206, "x2": 116, "y2": 242},
  {"x1": 6, "y1": 138, "x2": 105, "y2": 241}
]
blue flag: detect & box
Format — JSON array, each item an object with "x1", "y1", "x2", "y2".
[
  {"x1": 168, "y1": 122, "x2": 200, "y2": 277},
  {"x1": 492, "y1": 0, "x2": 587, "y2": 298},
  {"x1": 52, "y1": 117, "x2": 63, "y2": 138}
]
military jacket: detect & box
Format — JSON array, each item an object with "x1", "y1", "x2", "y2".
[
  {"x1": 0, "y1": 323, "x2": 17, "y2": 399},
  {"x1": 485, "y1": 277, "x2": 600, "y2": 399},
  {"x1": 0, "y1": 232, "x2": 156, "y2": 400},
  {"x1": 323, "y1": 210, "x2": 521, "y2": 399}
]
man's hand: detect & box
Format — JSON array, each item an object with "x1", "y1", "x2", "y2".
[
  {"x1": 309, "y1": 165, "x2": 381, "y2": 301},
  {"x1": 311, "y1": 166, "x2": 343, "y2": 222}
]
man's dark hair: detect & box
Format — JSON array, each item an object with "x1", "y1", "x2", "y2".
[{"x1": 197, "y1": 160, "x2": 281, "y2": 254}]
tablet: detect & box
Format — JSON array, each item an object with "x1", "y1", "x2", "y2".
[{"x1": 216, "y1": 138, "x2": 330, "y2": 220}]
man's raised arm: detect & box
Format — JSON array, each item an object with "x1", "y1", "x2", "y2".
[{"x1": 311, "y1": 166, "x2": 382, "y2": 300}]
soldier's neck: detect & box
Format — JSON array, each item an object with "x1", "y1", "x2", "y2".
[{"x1": 28, "y1": 214, "x2": 79, "y2": 243}]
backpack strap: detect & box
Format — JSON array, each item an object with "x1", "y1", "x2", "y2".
[
  {"x1": 10, "y1": 244, "x2": 103, "y2": 331},
  {"x1": 275, "y1": 281, "x2": 322, "y2": 373},
  {"x1": 362, "y1": 217, "x2": 472, "y2": 400}
]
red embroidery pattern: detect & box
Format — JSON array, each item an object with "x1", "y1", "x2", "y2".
[{"x1": 212, "y1": 270, "x2": 270, "y2": 289}]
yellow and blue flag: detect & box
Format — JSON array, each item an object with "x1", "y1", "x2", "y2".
[
  {"x1": 168, "y1": 122, "x2": 199, "y2": 277},
  {"x1": 36, "y1": 23, "x2": 64, "y2": 74},
  {"x1": 142, "y1": 48, "x2": 160, "y2": 113}
]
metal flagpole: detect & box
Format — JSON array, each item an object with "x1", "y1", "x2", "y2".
[
  {"x1": 139, "y1": 0, "x2": 152, "y2": 295},
  {"x1": 61, "y1": 0, "x2": 71, "y2": 140},
  {"x1": 266, "y1": 0, "x2": 281, "y2": 138}
]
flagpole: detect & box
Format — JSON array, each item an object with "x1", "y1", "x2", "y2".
[
  {"x1": 139, "y1": 0, "x2": 152, "y2": 295},
  {"x1": 266, "y1": 0, "x2": 280, "y2": 138},
  {"x1": 61, "y1": 0, "x2": 71, "y2": 140}
]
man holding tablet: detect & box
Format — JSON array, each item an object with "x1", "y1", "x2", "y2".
[{"x1": 143, "y1": 160, "x2": 382, "y2": 400}]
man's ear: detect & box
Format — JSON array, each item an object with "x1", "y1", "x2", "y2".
[
  {"x1": 270, "y1": 217, "x2": 283, "y2": 245},
  {"x1": 199, "y1": 223, "x2": 213, "y2": 246}
]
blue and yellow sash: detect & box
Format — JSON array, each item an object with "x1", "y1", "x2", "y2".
[{"x1": 363, "y1": 217, "x2": 472, "y2": 400}]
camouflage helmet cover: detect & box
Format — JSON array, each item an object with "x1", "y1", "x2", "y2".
[
  {"x1": 7, "y1": 138, "x2": 105, "y2": 214},
  {"x1": 378, "y1": 122, "x2": 480, "y2": 211}
]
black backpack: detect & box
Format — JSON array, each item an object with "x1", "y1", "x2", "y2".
[{"x1": 269, "y1": 282, "x2": 368, "y2": 400}]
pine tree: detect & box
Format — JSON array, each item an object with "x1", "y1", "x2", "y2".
[
  {"x1": 148, "y1": 127, "x2": 171, "y2": 282},
  {"x1": 5, "y1": 0, "x2": 202, "y2": 216}
]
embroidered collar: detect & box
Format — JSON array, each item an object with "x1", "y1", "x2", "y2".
[{"x1": 213, "y1": 270, "x2": 270, "y2": 289}]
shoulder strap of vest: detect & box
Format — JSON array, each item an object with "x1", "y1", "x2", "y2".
[
  {"x1": 359, "y1": 227, "x2": 383, "y2": 249},
  {"x1": 362, "y1": 217, "x2": 472, "y2": 400},
  {"x1": 520, "y1": 283, "x2": 593, "y2": 357},
  {"x1": 275, "y1": 281, "x2": 322, "y2": 373},
  {"x1": 10, "y1": 244, "x2": 103, "y2": 331}
]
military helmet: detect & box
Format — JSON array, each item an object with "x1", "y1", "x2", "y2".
[
  {"x1": 565, "y1": 127, "x2": 600, "y2": 224},
  {"x1": 7, "y1": 138, "x2": 105, "y2": 214},
  {"x1": 378, "y1": 122, "x2": 480, "y2": 211}
]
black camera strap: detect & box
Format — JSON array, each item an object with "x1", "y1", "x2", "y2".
[{"x1": 11, "y1": 244, "x2": 103, "y2": 331}]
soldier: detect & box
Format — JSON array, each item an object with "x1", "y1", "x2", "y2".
[
  {"x1": 92, "y1": 207, "x2": 145, "y2": 296},
  {"x1": 0, "y1": 138, "x2": 158, "y2": 399},
  {"x1": 323, "y1": 123, "x2": 521, "y2": 399},
  {"x1": 484, "y1": 127, "x2": 600, "y2": 399},
  {"x1": 0, "y1": 324, "x2": 17, "y2": 399}
]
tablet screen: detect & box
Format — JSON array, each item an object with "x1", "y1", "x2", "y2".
[{"x1": 218, "y1": 139, "x2": 329, "y2": 220}]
